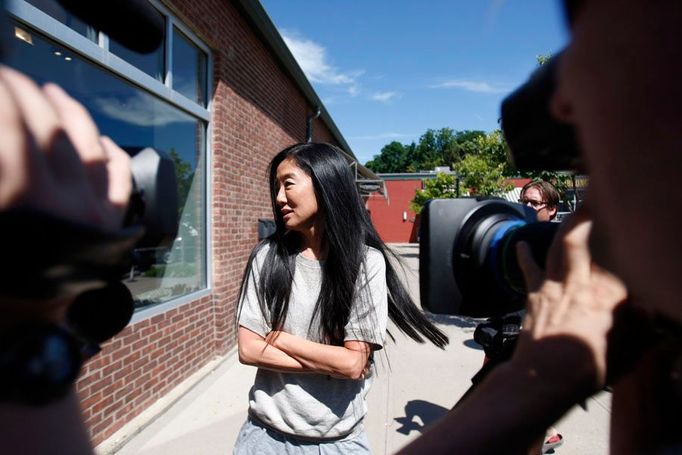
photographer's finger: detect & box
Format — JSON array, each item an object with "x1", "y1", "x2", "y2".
[
  {"x1": 0, "y1": 67, "x2": 62, "y2": 153},
  {"x1": 0, "y1": 74, "x2": 34, "y2": 208},
  {"x1": 0, "y1": 68, "x2": 86, "y2": 190},
  {"x1": 42, "y1": 83, "x2": 105, "y2": 163},
  {"x1": 517, "y1": 240, "x2": 544, "y2": 291},
  {"x1": 560, "y1": 218, "x2": 593, "y2": 283},
  {"x1": 101, "y1": 136, "x2": 133, "y2": 217},
  {"x1": 544, "y1": 208, "x2": 591, "y2": 279},
  {"x1": 591, "y1": 264, "x2": 628, "y2": 310}
]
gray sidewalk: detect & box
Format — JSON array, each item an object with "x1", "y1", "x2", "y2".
[{"x1": 99, "y1": 244, "x2": 610, "y2": 454}]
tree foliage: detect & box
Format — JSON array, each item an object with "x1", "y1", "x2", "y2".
[
  {"x1": 365, "y1": 127, "x2": 486, "y2": 173},
  {"x1": 409, "y1": 172, "x2": 458, "y2": 215},
  {"x1": 408, "y1": 130, "x2": 514, "y2": 213},
  {"x1": 363, "y1": 141, "x2": 408, "y2": 173},
  {"x1": 454, "y1": 131, "x2": 513, "y2": 197}
]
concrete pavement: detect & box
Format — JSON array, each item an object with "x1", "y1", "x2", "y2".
[{"x1": 98, "y1": 244, "x2": 610, "y2": 454}]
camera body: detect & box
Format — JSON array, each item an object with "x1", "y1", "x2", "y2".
[
  {"x1": 500, "y1": 53, "x2": 580, "y2": 173},
  {"x1": 418, "y1": 52, "x2": 579, "y2": 318},
  {"x1": 420, "y1": 198, "x2": 558, "y2": 317},
  {"x1": 126, "y1": 147, "x2": 179, "y2": 249}
]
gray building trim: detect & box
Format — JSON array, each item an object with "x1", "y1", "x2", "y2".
[
  {"x1": 378, "y1": 171, "x2": 457, "y2": 181},
  {"x1": 6, "y1": 0, "x2": 212, "y2": 122}
]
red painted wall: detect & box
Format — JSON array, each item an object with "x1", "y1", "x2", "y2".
[{"x1": 367, "y1": 179, "x2": 423, "y2": 243}]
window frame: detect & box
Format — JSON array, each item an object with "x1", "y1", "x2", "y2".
[{"x1": 5, "y1": 0, "x2": 214, "y2": 322}]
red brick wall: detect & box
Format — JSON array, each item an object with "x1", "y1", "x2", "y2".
[
  {"x1": 367, "y1": 180, "x2": 423, "y2": 243},
  {"x1": 76, "y1": 0, "x2": 338, "y2": 445}
]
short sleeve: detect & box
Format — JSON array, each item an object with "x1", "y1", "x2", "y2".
[
  {"x1": 238, "y1": 246, "x2": 271, "y2": 337},
  {"x1": 344, "y1": 248, "x2": 388, "y2": 349}
]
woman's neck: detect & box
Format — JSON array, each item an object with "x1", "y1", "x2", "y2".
[{"x1": 299, "y1": 224, "x2": 325, "y2": 260}]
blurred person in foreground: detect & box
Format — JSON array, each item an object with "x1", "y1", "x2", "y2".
[
  {"x1": 0, "y1": 65, "x2": 132, "y2": 454},
  {"x1": 400, "y1": 0, "x2": 682, "y2": 453}
]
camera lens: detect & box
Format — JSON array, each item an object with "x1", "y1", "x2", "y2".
[{"x1": 420, "y1": 198, "x2": 558, "y2": 317}]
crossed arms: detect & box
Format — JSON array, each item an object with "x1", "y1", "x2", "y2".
[{"x1": 238, "y1": 326, "x2": 372, "y2": 380}]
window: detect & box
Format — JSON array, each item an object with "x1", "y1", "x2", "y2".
[
  {"x1": 173, "y1": 27, "x2": 207, "y2": 105},
  {"x1": 109, "y1": 7, "x2": 166, "y2": 81},
  {"x1": 110, "y1": 35, "x2": 166, "y2": 82},
  {"x1": 4, "y1": 1, "x2": 211, "y2": 313},
  {"x1": 23, "y1": 0, "x2": 97, "y2": 42}
]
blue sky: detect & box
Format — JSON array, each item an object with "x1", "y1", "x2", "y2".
[{"x1": 259, "y1": 0, "x2": 569, "y2": 165}]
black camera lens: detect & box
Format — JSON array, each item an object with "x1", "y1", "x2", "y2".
[{"x1": 420, "y1": 198, "x2": 558, "y2": 317}]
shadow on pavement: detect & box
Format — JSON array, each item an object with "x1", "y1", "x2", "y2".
[{"x1": 394, "y1": 400, "x2": 450, "y2": 435}]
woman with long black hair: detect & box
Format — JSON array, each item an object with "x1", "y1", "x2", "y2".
[{"x1": 234, "y1": 142, "x2": 447, "y2": 454}]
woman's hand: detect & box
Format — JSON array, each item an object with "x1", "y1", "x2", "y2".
[{"x1": 515, "y1": 207, "x2": 628, "y2": 392}]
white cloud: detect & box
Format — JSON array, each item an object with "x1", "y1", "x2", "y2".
[
  {"x1": 431, "y1": 79, "x2": 509, "y2": 94},
  {"x1": 350, "y1": 132, "x2": 416, "y2": 141},
  {"x1": 281, "y1": 29, "x2": 362, "y2": 96},
  {"x1": 93, "y1": 93, "x2": 190, "y2": 127},
  {"x1": 371, "y1": 91, "x2": 400, "y2": 103}
]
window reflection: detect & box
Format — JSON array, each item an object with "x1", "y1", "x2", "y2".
[
  {"x1": 24, "y1": 0, "x2": 97, "y2": 42},
  {"x1": 172, "y1": 27, "x2": 207, "y2": 105},
  {"x1": 109, "y1": 8, "x2": 166, "y2": 82},
  {"x1": 6, "y1": 21, "x2": 207, "y2": 310}
]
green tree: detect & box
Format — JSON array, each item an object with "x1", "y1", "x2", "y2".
[
  {"x1": 365, "y1": 141, "x2": 409, "y2": 173},
  {"x1": 409, "y1": 130, "x2": 514, "y2": 214},
  {"x1": 408, "y1": 129, "x2": 441, "y2": 171},
  {"x1": 442, "y1": 130, "x2": 486, "y2": 167},
  {"x1": 454, "y1": 154, "x2": 511, "y2": 196},
  {"x1": 366, "y1": 127, "x2": 486, "y2": 173},
  {"x1": 454, "y1": 130, "x2": 513, "y2": 196},
  {"x1": 409, "y1": 172, "x2": 458, "y2": 215}
]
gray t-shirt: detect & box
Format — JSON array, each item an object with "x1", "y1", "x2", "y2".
[{"x1": 238, "y1": 244, "x2": 388, "y2": 439}]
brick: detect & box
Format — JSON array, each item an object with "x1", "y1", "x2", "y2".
[{"x1": 72, "y1": 0, "x2": 345, "y2": 442}]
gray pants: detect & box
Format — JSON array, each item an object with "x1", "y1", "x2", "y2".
[{"x1": 233, "y1": 418, "x2": 371, "y2": 454}]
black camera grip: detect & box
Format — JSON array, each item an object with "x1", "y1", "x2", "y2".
[{"x1": 0, "y1": 209, "x2": 144, "y2": 300}]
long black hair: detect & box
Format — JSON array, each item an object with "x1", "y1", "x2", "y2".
[{"x1": 238, "y1": 143, "x2": 448, "y2": 348}]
